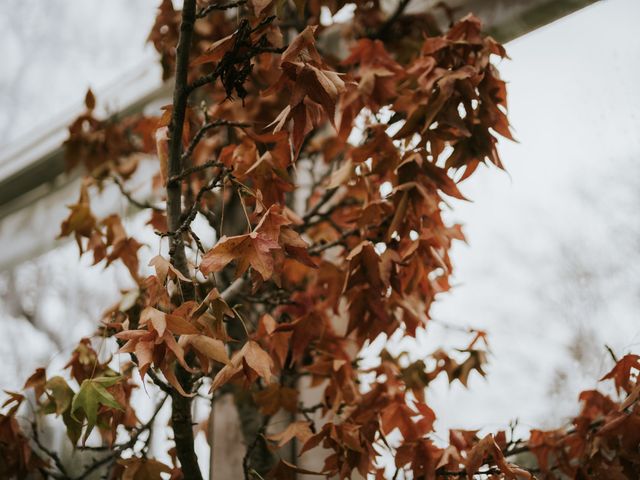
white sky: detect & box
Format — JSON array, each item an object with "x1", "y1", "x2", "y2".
[
  {"x1": 0, "y1": 0, "x2": 155, "y2": 147},
  {"x1": 422, "y1": 0, "x2": 640, "y2": 434},
  {"x1": 0, "y1": 0, "x2": 639, "y2": 471}
]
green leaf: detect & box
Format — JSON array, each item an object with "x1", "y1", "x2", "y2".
[
  {"x1": 63, "y1": 408, "x2": 83, "y2": 445},
  {"x1": 71, "y1": 376, "x2": 123, "y2": 442},
  {"x1": 44, "y1": 376, "x2": 74, "y2": 416}
]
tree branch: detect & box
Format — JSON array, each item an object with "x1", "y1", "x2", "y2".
[
  {"x1": 242, "y1": 414, "x2": 272, "y2": 479},
  {"x1": 164, "y1": 1, "x2": 203, "y2": 479},
  {"x1": 169, "y1": 160, "x2": 223, "y2": 184},
  {"x1": 308, "y1": 227, "x2": 360, "y2": 255},
  {"x1": 111, "y1": 176, "x2": 163, "y2": 212},
  {"x1": 147, "y1": 368, "x2": 174, "y2": 395},
  {"x1": 371, "y1": 0, "x2": 411, "y2": 40},
  {"x1": 196, "y1": 0, "x2": 247, "y2": 18},
  {"x1": 180, "y1": 120, "x2": 250, "y2": 163},
  {"x1": 161, "y1": 165, "x2": 228, "y2": 242},
  {"x1": 302, "y1": 187, "x2": 338, "y2": 223},
  {"x1": 30, "y1": 421, "x2": 70, "y2": 479}
]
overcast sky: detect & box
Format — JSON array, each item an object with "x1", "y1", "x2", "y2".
[{"x1": 423, "y1": 0, "x2": 640, "y2": 434}]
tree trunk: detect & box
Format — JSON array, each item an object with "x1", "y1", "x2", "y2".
[{"x1": 165, "y1": 1, "x2": 202, "y2": 479}]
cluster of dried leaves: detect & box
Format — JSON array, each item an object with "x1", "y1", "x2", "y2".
[{"x1": 2, "y1": 0, "x2": 639, "y2": 479}]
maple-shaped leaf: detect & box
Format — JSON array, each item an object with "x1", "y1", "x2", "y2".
[
  {"x1": 456, "y1": 350, "x2": 488, "y2": 387},
  {"x1": 58, "y1": 181, "x2": 97, "y2": 250},
  {"x1": 200, "y1": 231, "x2": 279, "y2": 280},
  {"x1": 255, "y1": 205, "x2": 317, "y2": 269},
  {"x1": 295, "y1": 64, "x2": 345, "y2": 124},
  {"x1": 279, "y1": 25, "x2": 322, "y2": 65},
  {"x1": 42, "y1": 376, "x2": 83, "y2": 444},
  {"x1": 118, "y1": 457, "x2": 172, "y2": 480},
  {"x1": 103, "y1": 215, "x2": 143, "y2": 281},
  {"x1": 117, "y1": 330, "x2": 156, "y2": 379},
  {"x1": 241, "y1": 340, "x2": 274, "y2": 381},
  {"x1": 1, "y1": 391, "x2": 25, "y2": 416},
  {"x1": 65, "y1": 338, "x2": 102, "y2": 384},
  {"x1": 181, "y1": 334, "x2": 229, "y2": 365},
  {"x1": 71, "y1": 376, "x2": 123, "y2": 443},
  {"x1": 255, "y1": 314, "x2": 292, "y2": 368},
  {"x1": 254, "y1": 383, "x2": 298, "y2": 415},
  {"x1": 268, "y1": 421, "x2": 313, "y2": 447},
  {"x1": 600, "y1": 354, "x2": 640, "y2": 394},
  {"x1": 23, "y1": 368, "x2": 47, "y2": 399},
  {"x1": 211, "y1": 340, "x2": 274, "y2": 390},
  {"x1": 381, "y1": 403, "x2": 423, "y2": 442},
  {"x1": 140, "y1": 306, "x2": 200, "y2": 336},
  {"x1": 274, "y1": 311, "x2": 326, "y2": 363},
  {"x1": 191, "y1": 33, "x2": 235, "y2": 66},
  {"x1": 346, "y1": 241, "x2": 385, "y2": 291},
  {"x1": 43, "y1": 376, "x2": 74, "y2": 416},
  {"x1": 118, "y1": 308, "x2": 198, "y2": 388},
  {"x1": 342, "y1": 39, "x2": 403, "y2": 111},
  {"x1": 148, "y1": 254, "x2": 190, "y2": 284},
  {"x1": 466, "y1": 434, "x2": 531, "y2": 480},
  {"x1": 268, "y1": 25, "x2": 346, "y2": 154},
  {"x1": 191, "y1": 288, "x2": 234, "y2": 325}
]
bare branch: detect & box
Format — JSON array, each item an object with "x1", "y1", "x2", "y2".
[
  {"x1": 180, "y1": 120, "x2": 250, "y2": 164},
  {"x1": 302, "y1": 187, "x2": 339, "y2": 223},
  {"x1": 197, "y1": 0, "x2": 247, "y2": 18},
  {"x1": 111, "y1": 176, "x2": 163, "y2": 212},
  {"x1": 164, "y1": 0, "x2": 203, "y2": 478},
  {"x1": 371, "y1": 0, "x2": 412, "y2": 40},
  {"x1": 30, "y1": 421, "x2": 70, "y2": 479},
  {"x1": 161, "y1": 165, "x2": 228, "y2": 243},
  {"x1": 242, "y1": 415, "x2": 272, "y2": 480},
  {"x1": 308, "y1": 227, "x2": 360, "y2": 255},
  {"x1": 169, "y1": 160, "x2": 225, "y2": 184}
]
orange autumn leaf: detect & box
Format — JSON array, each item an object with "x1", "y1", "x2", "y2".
[
  {"x1": 200, "y1": 231, "x2": 279, "y2": 280},
  {"x1": 267, "y1": 421, "x2": 313, "y2": 447},
  {"x1": 211, "y1": 340, "x2": 274, "y2": 391},
  {"x1": 601, "y1": 354, "x2": 640, "y2": 394}
]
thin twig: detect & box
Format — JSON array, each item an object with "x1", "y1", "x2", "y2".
[
  {"x1": 169, "y1": 160, "x2": 224, "y2": 184},
  {"x1": 180, "y1": 120, "x2": 250, "y2": 163},
  {"x1": 371, "y1": 0, "x2": 412, "y2": 40},
  {"x1": 196, "y1": 0, "x2": 247, "y2": 18},
  {"x1": 436, "y1": 467, "x2": 501, "y2": 477},
  {"x1": 308, "y1": 227, "x2": 360, "y2": 255},
  {"x1": 159, "y1": 167, "x2": 228, "y2": 243},
  {"x1": 298, "y1": 403, "x2": 323, "y2": 433},
  {"x1": 112, "y1": 176, "x2": 162, "y2": 212},
  {"x1": 190, "y1": 228, "x2": 206, "y2": 254},
  {"x1": 147, "y1": 369, "x2": 173, "y2": 395},
  {"x1": 605, "y1": 344, "x2": 618, "y2": 363},
  {"x1": 220, "y1": 277, "x2": 246, "y2": 303},
  {"x1": 31, "y1": 421, "x2": 70, "y2": 478},
  {"x1": 242, "y1": 415, "x2": 272, "y2": 479},
  {"x1": 302, "y1": 187, "x2": 338, "y2": 222}
]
